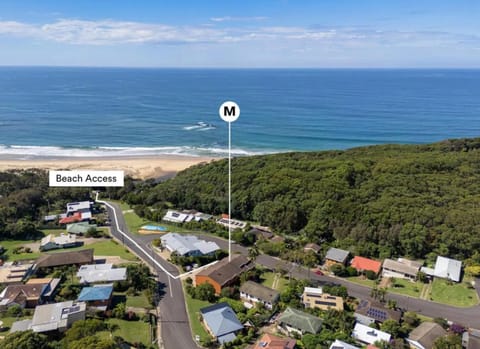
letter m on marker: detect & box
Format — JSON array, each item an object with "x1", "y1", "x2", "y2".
[{"x1": 224, "y1": 106, "x2": 236, "y2": 116}]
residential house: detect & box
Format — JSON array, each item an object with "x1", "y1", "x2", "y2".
[
  {"x1": 239, "y1": 281, "x2": 280, "y2": 310},
  {"x1": 200, "y1": 302, "x2": 244, "y2": 344},
  {"x1": 304, "y1": 243, "x2": 321, "y2": 254},
  {"x1": 0, "y1": 262, "x2": 34, "y2": 285},
  {"x1": 26, "y1": 278, "x2": 61, "y2": 301},
  {"x1": 40, "y1": 233, "x2": 78, "y2": 251},
  {"x1": 382, "y1": 258, "x2": 422, "y2": 281},
  {"x1": 195, "y1": 254, "x2": 254, "y2": 294},
  {"x1": 161, "y1": 233, "x2": 220, "y2": 257},
  {"x1": 325, "y1": 248, "x2": 350, "y2": 268},
  {"x1": 163, "y1": 210, "x2": 191, "y2": 223},
  {"x1": 407, "y1": 322, "x2": 447, "y2": 349},
  {"x1": 217, "y1": 217, "x2": 247, "y2": 230},
  {"x1": 77, "y1": 284, "x2": 114, "y2": 310},
  {"x1": 31, "y1": 301, "x2": 86, "y2": 332},
  {"x1": 43, "y1": 213, "x2": 67, "y2": 223},
  {"x1": 350, "y1": 256, "x2": 382, "y2": 275},
  {"x1": 277, "y1": 307, "x2": 323, "y2": 337},
  {"x1": 162, "y1": 210, "x2": 212, "y2": 224},
  {"x1": 35, "y1": 249, "x2": 94, "y2": 269},
  {"x1": 354, "y1": 300, "x2": 401, "y2": 325},
  {"x1": 253, "y1": 333, "x2": 296, "y2": 349},
  {"x1": 352, "y1": 323, "x2": 391, "y2": 345},
  {"x1": 302, "y1": 287, "x2": 344, "y2": 311},
  {"x1": 66, "y1": 201, "x2": 92, "y2": 214},
  {"x1": 0, "y1": 278, "x2": 60, "y2": 309},
  {"x1": 421, "y1": 256, "x2": 462, "y2": 282},
  {"x1": 329, "y1": 339, "x2": 360, "y2": 349},
  {"x1": 67, "y1": 222, "x2": 98, "y2": 235},
  {"x1": 0, "y1": 284, "x2": 46, "y2": 309},
  {"x1": 249, "y1": 225, "x2": 274, "y2": 240},
  {"x1": 77, "y1": 264, "x2": 127, "y2": 284},
  {"x1": 462, "y1": 329, "x2": 480, "y2": 349}
]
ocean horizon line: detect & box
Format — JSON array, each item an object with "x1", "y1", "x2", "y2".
[{"x1": 1, "y1": 65, "x2": 480, "y2": 70}]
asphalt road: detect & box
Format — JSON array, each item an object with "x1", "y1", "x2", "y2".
[
  {"x1": 105, "y1": 202, "x2": 200, "y2": 349},
  {"x1": 136, "y1": 231, "x2": 480, "y2": 328}
]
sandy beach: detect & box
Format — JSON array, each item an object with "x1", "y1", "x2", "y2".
[{"x1": 0, "y1": 155, "x2": 216, "y2": 180}]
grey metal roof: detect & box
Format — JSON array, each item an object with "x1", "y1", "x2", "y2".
[
  {"x1": 239, "y1": 281, "x2": 279, "y2": 303},
  {"x1": 434, "y1": 256, "x2": 462, "y2": 282},
  {"x1": 325, "y1": 248, "x2": 350, "y2": 263},
  {"x1": 382, "y1": 258, "x2": 420, "y2": 276},
  {"x1": 200, "y1": 302, "x2": 243, "y2": 341},
  {"x1": 77, "y1": 264, "x2": 127, "y2": 284},
  {"x1": 161, "y1": 233, "x2": 220, "y2": 256},
  {"x1": 408, "y1": 322, "x2": 447, "y2": 348},
  {"x1": 31, "y1": 301, "x2": 86, "y2": 332}
]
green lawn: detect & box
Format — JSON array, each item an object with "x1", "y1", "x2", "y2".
[
  {"x1": 345, "y1": 276, "x2": 377, "y2": 288},
  {"x1": 123, "y1": 211, "x2": 153, "y2": 234},
  {"x1": 388, "y1": 278, "x2": 423, "y2": 298},
  {"x1": 108, "y1": 200, "x2": 133, "y2": 212},
  {"x1": 0, "y1": 316, "x2": 32, "y2": 330},
  {"x1": 184, "y1": 289, "x2": 212, "y2": 343},
  {"x1": 101, "y1": 318, "x2": 152, "y2": 346},
  {"x1": 429, "y1": 278, "x2": 479, "y2": 307},
  {"x1": 261, "y1": 271, "x2": 289, "y2": 291},
  {"x1": 126, "y1": 292, "x2": 152, "y2": 309},
  {"x1": 48, "y1": 239, "x2": 137, "y2": 261},
  {"x1": 0, "y1": 239, "x2": 41, "y2": 261},
  {"x1": 41, "y1": 229, "x2": 65, "y2": 236}
]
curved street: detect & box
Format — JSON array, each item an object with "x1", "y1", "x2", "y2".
[{"x1": 103, "y1": 201, "x2": 480, "y2": 349}]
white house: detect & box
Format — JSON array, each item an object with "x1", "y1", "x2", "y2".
[
  {"x1": 239, "y1": 281, "x2": 279, "y2": 310},
  {"x1": 66, "y1": 201, "x2": 92, "y2": 214},
  {"x1": 40, "y1": 234, "x2": 77, "y2": 251},
  {"x1": 161, "y1": 233, "x2": 220, "y2": 256},
  {"x1": 352, "y1": 323, "x2": 391, "y2": 345},
  {"x1": 77, "y1": 264, "x2": 127, "y2": 284},
  {"x1": 217, "y1": 218, "x2": 247, "y2": 230},
  {"x1": 31, "y1": 301, "x2": 86, "y2": 332}
]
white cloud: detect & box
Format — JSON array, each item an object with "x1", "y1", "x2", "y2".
[
  {"x1": 210, "y1": 16, "x2": 268, "y2": 22},
  {"x1": 0, "y1": 18, "x2": 477, "y2": 49}
]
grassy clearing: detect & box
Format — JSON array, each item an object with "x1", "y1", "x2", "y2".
[
  {"x1": 388, "y1": 278, "x2": 423, "y2": 298},
  {"x1": 0, "y1": 316, "x2": 32, "y2": 330},
  {"x1": 126, "y1": 292, "x2": 151, "y2": 309},
  {"x1": 261, "y1": 271, "x2": 289, "y2": 291},
  {"x1": 429, "y1": 278, "x2": 478, "y2": 307},
  {"x1": 108, "y1": 200, "x2": 133, "y2": 212},
  {"x1": 123, "y1": 211, "x2": 152, "y2": 234},
  {"x1": 0, "y1": 239, "x2": 41, "y2": 261},
  {"x1": 48, "y1": 239, "x2": 137, "y2": 261},
  {"x1": 102, "y1": 318, "x2": 152, "y2": 346},
  {"x1": 184, "y1": 289, "x2": 212, "y2": 343},
  {"x1": 345, "y1": 276, "x2": 377, "y2": 288}
]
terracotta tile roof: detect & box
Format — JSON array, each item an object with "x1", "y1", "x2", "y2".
[
  {"x1": 253, "y1": 333, "x2": 296, "y2": 349},
  {"x1": 351, "y1": 256, "x2": 381, "y2": 274}
]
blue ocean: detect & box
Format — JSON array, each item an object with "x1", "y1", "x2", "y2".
[{"x1": 0, "y1": 67, "x2": 479, "y2": 158}]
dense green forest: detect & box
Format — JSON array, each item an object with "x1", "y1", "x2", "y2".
[
  {"x1": 0, "y1": 170, "x2": 91, "y2": 239},
  {"x1": 116, "y1": 138, "x2": 480, "y2": 262}
]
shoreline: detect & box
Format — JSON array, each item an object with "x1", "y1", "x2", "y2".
[{"x1": 0, "y1": 155, "x2": 217, "y2": 180}]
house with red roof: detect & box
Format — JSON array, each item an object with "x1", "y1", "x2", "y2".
[{"x1": 351, "y1": 256, "x2": 382, "y2": 274}]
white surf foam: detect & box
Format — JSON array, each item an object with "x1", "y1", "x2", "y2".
[{"x1": 0, "y1": 144, "x2": 271, "y2": 158}]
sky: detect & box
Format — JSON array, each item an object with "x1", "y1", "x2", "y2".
[{"x1": 0, "y1": 0, "x2": 479, "y2": 68}]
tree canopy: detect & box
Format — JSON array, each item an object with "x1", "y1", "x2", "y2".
[{"x1": 118, "y1": 138, "x2": 480, "y2": 261}]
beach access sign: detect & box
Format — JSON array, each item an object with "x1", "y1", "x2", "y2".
[{"x1": 49, "y1": 170, "x2": 124, "y2": 187}]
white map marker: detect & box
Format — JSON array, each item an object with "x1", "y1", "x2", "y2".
[{"x1": 219, "y1": 101, "x2": 240, "y2": 262}]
